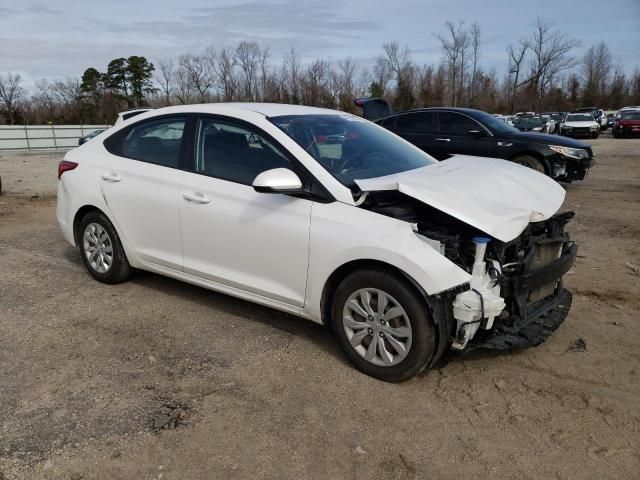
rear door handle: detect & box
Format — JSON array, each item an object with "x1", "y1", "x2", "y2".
[
  {"x1": 100, "y1": 172, "x2": 122, "y2": 182},
  {"x1": 435, "y1": 137, "x2": 451, "y2": 142},
  {"x1": 182, "y1": 192, "x2": 211, "y2": 204}
]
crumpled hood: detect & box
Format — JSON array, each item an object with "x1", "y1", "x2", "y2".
[{"x1": 355, "y1": 155, "x2": 566, "y2": 242}]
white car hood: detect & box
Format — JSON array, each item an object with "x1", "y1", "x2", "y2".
[
  {"x1": 563, "y1": 120, "x2": 597, "y2": 128},
  {"x1": 355, "y1": 155, "x2": 565, "y2": 242}
]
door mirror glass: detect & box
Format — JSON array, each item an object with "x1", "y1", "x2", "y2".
[{"x1": 252, "y1": 168, "x2": 303, "y2": 193}]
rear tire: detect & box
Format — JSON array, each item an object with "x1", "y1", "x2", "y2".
[
  {"x1": 513, "y1": 155, "x2": 545, "y2": 173},
  {"x1": 79, "y1": 211, "x2": 133, "y2": 284},
  {"x1": 331, "y1": 268, "x2": 436, "y2": 382}
]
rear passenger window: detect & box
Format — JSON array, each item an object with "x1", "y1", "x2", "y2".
[
  {"x1": 396, "y1": 112, "x2": 436, "y2": 131},
  {"x1": 122, "y1": 117, "x2": 186, "y2": 167},
  {"x1": 194, "y1": 118, "x2": 293, "y2": 185}
]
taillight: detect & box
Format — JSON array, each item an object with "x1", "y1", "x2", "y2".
[{"x1": 58, "y1": 160, "x2": 78, "y2": 179}]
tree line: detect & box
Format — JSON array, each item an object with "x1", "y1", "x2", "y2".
[{"x1": 1, "y1": 17, "x2": 639, "y2": 125}]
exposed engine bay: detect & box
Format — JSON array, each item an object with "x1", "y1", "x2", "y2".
[{"x1": 358, "y1": 190, "x2": 577, "y2": 354}]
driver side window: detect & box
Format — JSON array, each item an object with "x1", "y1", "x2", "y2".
[{"x1": 194, "y1": 118, "x2": 293, "y2": 186}]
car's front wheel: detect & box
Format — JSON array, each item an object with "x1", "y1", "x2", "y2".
[
  {"x1": 331, "y1": 268, "x2": 435, "y2": 382},
  {"x1": 591, "y1": 131, "x2": 600, "y2": 139},
  {"x1": 79, "y1": 211, "x2": 133, "y2": 284},
  {"x1": 513, "y1": 155, "x2": 545, "y2": 173}
]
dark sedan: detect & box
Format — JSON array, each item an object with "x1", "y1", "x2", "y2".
[{"x1": 355, "y1": 99, "x2": 594, "y2": 182}]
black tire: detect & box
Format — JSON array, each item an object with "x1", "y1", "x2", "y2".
[
  {"x1": 591, "y1": 131, "x2": 599, "y2": 139},
  {"x1": 513, "y1": 155, "x2": 545, "y2": 173},
  {"x1": 78, "y1": 210, "x2": 133, "y2": 284},
  {"x1": 613, "y1": 130, "x2": 620, "y2": 138},
  {"x1": 330, "y1": 268, "x2": 436, "y2": 382}
]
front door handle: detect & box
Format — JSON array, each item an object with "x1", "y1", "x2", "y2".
[
  {"x1": 100, "y1": 172, "x2": 122, "y2": 182},
  {"x1": 435, "y1": 137, "x2": 451, "y2": 142},
  {"x1": 182, "y1": 192, "x2": 211, "y2": 204}
]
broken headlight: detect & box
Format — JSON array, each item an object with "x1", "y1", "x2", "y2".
[{"x1": 549, "y1": 145, "x2": 589, "y2": 160}]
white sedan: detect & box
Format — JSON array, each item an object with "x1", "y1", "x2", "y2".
[{"x1": 57, "y1": 103, "x2": 577, "y2": 381}]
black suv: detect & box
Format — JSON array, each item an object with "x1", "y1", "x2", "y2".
[{"x1": 355, "y1": 99, "x2": 593, "y2": 182}]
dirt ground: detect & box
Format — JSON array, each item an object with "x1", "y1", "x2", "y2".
[{"x1": 1, "y1": 135, "x2": 639, "y2": 480}]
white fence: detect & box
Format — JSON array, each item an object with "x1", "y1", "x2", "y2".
[{"x1": 0, "y1": 125, "x2": 111, "y2": 151}]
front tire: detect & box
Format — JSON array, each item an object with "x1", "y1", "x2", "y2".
[
  {"x1": 331, "y1": 268, "x2": 436, "y2": 382},
  {"x1": 79, "y1": 211, "x2": 133, "y2": 284},
  {"x1": 591, "y1": 131, "x2": 600, "y2": 139},
  {"x1": 513, "y1": 155, "x2": 545, "y2": 173}
]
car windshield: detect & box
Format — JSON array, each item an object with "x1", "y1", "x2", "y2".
[
  {"x1": 270, "y1": 114, "x2": 436, "y2": 187},
  {"x1": 567, "y1": 114, "x2": 593, "y2": 122},
  {"x1": 470, "y1": 110, "x2": 519, "y2": 133},
  {"x1": 620, "y1": 112, "x2": 640, "y2": 120},
  {"x1": 514, "y1": 117, "x2": 544, "y2": 127}
]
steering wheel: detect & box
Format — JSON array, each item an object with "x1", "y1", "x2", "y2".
[{"x1": 335, "y1": 151, "x2": 389, "y2": 174}]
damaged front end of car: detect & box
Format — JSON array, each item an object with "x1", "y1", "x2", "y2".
[{"x1": 356, "y1": 186, "x2": 577, "y2": 362}]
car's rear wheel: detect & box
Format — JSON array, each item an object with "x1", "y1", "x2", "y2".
[
  {"x1": 513, "y1": 155, "x2": 545, "y2": 173},
  {"x1": 331, "y1": 268, "x2": 435, "y2": 382},
  {"x1": 79, "y1": 211, "x2": 132, "y2": 284}
]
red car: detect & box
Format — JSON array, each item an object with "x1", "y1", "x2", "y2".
[{"x1": 613, "y1": 110, "x2": 640, "y2": 138}]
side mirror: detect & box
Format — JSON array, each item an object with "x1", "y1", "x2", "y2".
[
  {"x1": 252, "y1": 168, "x2": 303, "y2": 194},
  {"x1": 468, "y1": 129, "x2": 486, "y2": 138}
]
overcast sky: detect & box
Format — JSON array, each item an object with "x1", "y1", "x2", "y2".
[{"x1": 1, "y1": 0, "x2": 639, "y2": 87}]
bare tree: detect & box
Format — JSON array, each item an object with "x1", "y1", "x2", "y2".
[
  {"x1": 372, "y1": 56, "x2": 392, "y2": 96},
  {"x1": 507, "y1": 40, "x2": 529, "y2": 113},
  {"x1": 284, "y1": 48, "x2": 302, "y2": 103},
  {"x1": 337, "y1": 57, "x2": 358, "y2": 111},
  {"x1": 528, "y1": 18, "x2": 580, "y2": 106},
  {"x1": 51, "y1": 78, "x2": 84, "y2": 122},
  {"x1": 469, "y1": 22, "x2": 481, "y2": 104},
  {"x1": 258, "y1": 47, "x2": 271, "y2": 101},
  {"x1": 210, "y1": 47, "x2": 238, "y2": 102},
  {"x1": 382, "y1": 42, "x2": 411, "y2": 78},
  {"x1": 0, "y1": 72, "x2": 26, "y2": 125},
  {"x1": 178, "y1": 54, "x2": 214, "y2": 101},
  {"x1": 157, "y1": 59, "x2": 175, "y2": 106},
  {"x1": 582, "y1": 42, "x2": 612, "y2": 105},
  {"x1": 235, "y1": 41, "x2": 262, "y2": 101},
  {"x1": 436, "y1": 21, "x2": 469, "y2": 106},
  {"x1": 34, "y1": 79, "x2": 57, "y2": 121}
]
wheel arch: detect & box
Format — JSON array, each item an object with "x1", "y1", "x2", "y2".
[
  {"x1": 73, "y1": 205, "x2": 104, "y2": 247},
  {"x1": 320, "y1": 259, "x2": 431, "y2": 327},
  {"x1": 320, "y1": 258, "x2": 450, "y2": 368},
  {"x1": 510, "y1": 150, "x2": 551, "y2": 174}
]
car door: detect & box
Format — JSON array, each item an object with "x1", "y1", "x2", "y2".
[
  {"x1": 435, "y1": 111, "x2": 497, "y2": 159},
  {"x1": 100, "y1": 116, "x2": 190, "y2": 270},
  {"x1": 179, "y1": 116, "x2": 312, "y2": 307},
  {"x1": 389, "y1": 111, "x2": 439, "y2": 158}
]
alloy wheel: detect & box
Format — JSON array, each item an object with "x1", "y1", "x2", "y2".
[
  {"x1": 342, "y1": 288, "x2": 413, "y2": 367},
  {"x1": 83, "y1": 222, "x2": 114, "y2": 274}
]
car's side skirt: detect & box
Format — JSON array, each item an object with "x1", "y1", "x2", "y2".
[{"x1": 136, "y1": 260, "x2": 316, "y2": 322}]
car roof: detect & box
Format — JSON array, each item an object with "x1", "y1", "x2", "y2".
[
  {"x1": 141, "y1": 103, "x2": 341, "y2": 118},
  {"x1": 386, "y1": 107, "x2": 491, "y2": 117}
]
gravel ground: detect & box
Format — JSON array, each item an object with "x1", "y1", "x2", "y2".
[{"x1": 1, "y1": 135, "x2": 639, "y2": 479}]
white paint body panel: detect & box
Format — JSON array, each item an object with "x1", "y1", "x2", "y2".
[
  {"x1": 57, "y1": 103, "x2": 565, "y2": 326},
  {"x1": 355, "y1": 155, "x2": 565, "y2": 242}
]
